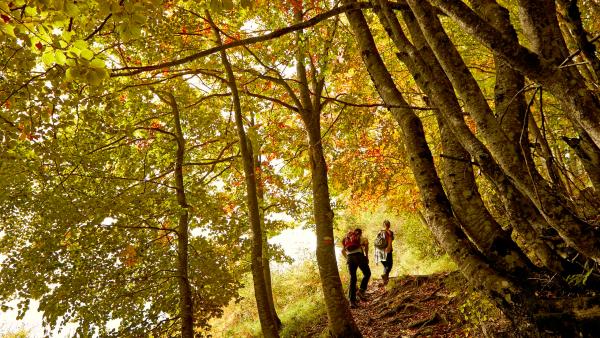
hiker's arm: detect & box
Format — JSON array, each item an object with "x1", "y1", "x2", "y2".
[
  {"x1": 386, "y1": 231, "x2": 393, "y2": 253},
  {"x1": 363, "y1": 239, "x2": 369, "y2": 260}
]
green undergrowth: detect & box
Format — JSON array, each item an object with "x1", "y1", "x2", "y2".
[{"x1": 207, "y1": 260, "x2": 326, "y2": 337}]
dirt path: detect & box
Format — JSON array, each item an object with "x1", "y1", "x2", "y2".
[{"x1": 309, "y1": 272, "x2": 512, "y2": 337}]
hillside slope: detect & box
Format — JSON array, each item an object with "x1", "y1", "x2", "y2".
[{"x1": 306, "y1": 272, "x2": 511, "y2": 337}]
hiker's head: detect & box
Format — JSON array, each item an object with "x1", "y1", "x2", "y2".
[
  {"x1": 354, "y1": 228, "x2": 362, "y2": 235},
  {"x1": 383, "y1": 220, "x2": 391, "y2": 229}
]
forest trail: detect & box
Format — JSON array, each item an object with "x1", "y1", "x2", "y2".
[{"x1": 308, "y1": 272, "x2": 511, "y2": 337}]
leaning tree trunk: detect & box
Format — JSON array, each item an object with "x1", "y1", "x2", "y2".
[
  {"x1": 342, "y1": 1, "x2": 537, "y2": 333},
  {"x1": 436, "y1": 114, "x2": 533, "y2": 278},
  {"x1": 427, "y1": 0, "x2": 600, "y2": 149},
  {"x1": 563, "y1": 133, "x2": 600, "y2": 194},
  {"x1": 370, "y1": 0, "x2": 533, "y2": 279},
  {"x1": 209, "y1": 13, "x2": 279, "y2": 338},
  {"x1": 555, "y1": 0, "x2": 600, "y2": 80},
  {"x1": 293, "y1": 8, "x2": 361, "y2": 336},
  {"x1": 371, "y1": 0, "x2": 570, "y2": 275},
  {"x1": 408, "y1": 0, "x2": 600, "y2": 261}
]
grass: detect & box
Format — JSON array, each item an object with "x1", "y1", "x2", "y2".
[{"x1": 207, "y1": 260, "x2": 326, "y2": 337}]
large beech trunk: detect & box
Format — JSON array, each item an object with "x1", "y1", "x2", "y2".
[
  {"x1": 427, "y1": 0, "x2": 600, "y2": 149},
  {"x1": 371, "y1": 0, "x2": 570, "y2": 275},
  {"x1": 370, "y1": 0, "x2": 532, "y2": 278},
  {"x1": 209, "y1": 14, "x2": 279, "y2": 338},
  {"x1": 436, "y1": 114, "x2": 533, "y2": 278},
  {"x1": 407, "y1": 0, "x2": 600, "y2": 261},
  {"x1": 342, "y1": 1, "x2": 537, "y2": 333}
]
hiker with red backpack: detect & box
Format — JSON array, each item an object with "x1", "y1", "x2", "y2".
[{"x1": 342, "y1": 228, "x2": 371, "y2": 308}]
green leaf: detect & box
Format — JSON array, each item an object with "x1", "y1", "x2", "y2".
[
  {"x1": 2, "y1": 24, "x2": 16, "y2": 38},
  {"x1": 80, "y1": 49, "x2": 94, "y2": 61},
  {"x1": 42, "y1": 51, "x2": 55, "y2": 66},
  {"x1": 65, "y1": 3, "x2": 80, "y2": 17},
  {"x1": 90, "y1": 58, "x2": 105, "y2": 69},
  {"x1": 63, "y1": 31, "x2": 74, "y2": 42},
  {"x1": 73, "y1": 39, "x2": 87, "y2": 50},
  {"x1": 24, "y1": 6, "x2": 37, "y2": 16},
  {"x1": 55, "y1": 50, "x2": 67, "y2": 65}
]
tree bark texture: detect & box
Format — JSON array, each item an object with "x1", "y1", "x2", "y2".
[
  {"x1": 342, "y1": 1, "x2": 537, "y2": 334},
  {"x1": 384, "y1": 2, "x2": 572, "y2": 274},
  {"x1": 370, "y1": 0, "x2": 533, "y2": 278},
  {"x1": 209, "y1": 13, "x2": 279, "y2": 338},
  {"x1": 408, "y1": 0, "x2": 600, "y2": 262},
  {"x1": 427, "y1": 0, "x2": 600, "y2": 149},
  {"x1": 556, "y1": 0, "x2": 600, "y2": 80}
]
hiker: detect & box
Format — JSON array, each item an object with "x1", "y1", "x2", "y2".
[
  {"x1": 342, "y1": 228, "x2": 371, "y2": 308},
  {"x1": 375, "y1": 220, "x2": 394, "y2": 285}
]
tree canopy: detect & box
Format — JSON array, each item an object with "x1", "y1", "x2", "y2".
[{"x1": 1, "y1": 0, "x2": 600, "y2": 336}]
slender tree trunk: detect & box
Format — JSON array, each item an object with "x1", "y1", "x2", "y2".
[
  {"x1": 342, "y1": 2, "x2": 537, "y2": 333},
  {"x1": 252, "y1": 130, "x2": 282, "y2": 330},
  {"x1": 208, "y1": 13, "x2": 279, "y2": 338},
  {"x1": 528, "y1": 105, "x2": 568, "y2": 193},
  {"x1": 408, "y1": 0, "x2": 600, "y2": 261},
  {"x1": 294, "y1": 9, "x2": 360, "y2": 336},
  {"x1": 155, "y1": 92, "x2": 195, "y2": 338}
]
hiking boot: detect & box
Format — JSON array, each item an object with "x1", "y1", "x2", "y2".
[
  {"x1": 381, "y1": 273, "x2": 389, "y2": 285},
  {"x1": 349, "y1": 301, "x2": 359, "y2": 309},
  {"x1": 357, "y1": 289, "x2": 369, "y2": 301}
]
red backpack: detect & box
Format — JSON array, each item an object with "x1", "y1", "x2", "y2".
[{"x1": 343, "y1": 230, "x2": 361, "y2": 251}]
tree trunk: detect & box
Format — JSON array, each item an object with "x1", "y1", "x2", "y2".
[
  {"x1": 428, "y1": 0, "x2": 600, "y2": 149},
  {"x1": 370, "y1": 0, "x2": 533, "y2": 278},
  {"x1": 253, "y1": 128, "x2": 283, "y2": 330},
  {"x1": 170, "y1": 93, "x2": 195, "y2": 338},
  {"x1": 556, "y1": 0, "x2": 600, "y2": 80},
  {"x1": 373, "y1": 0, "x2": 571, "y2": 274},
  {"x1": 528, "y1": 104, "x2": 568, "y2": 193},
  {"x1": 436, "y1": 114, "x2": 533, "y2": 278},
  {"x1": 293, "y1": 9, "x2": 360, "y2": 335},
  {"x1": 408, "y1": 0, "x2": 600, "y2": 261},
  {"x1": 209, "y1": 13, "x2": 279, "y2": 338},
  {"x1": 563, "y1": 134, "x2": 600, "y2": 194},
  {"x1": 342, "y1": 1, "x2": 537, "y2": 333}
]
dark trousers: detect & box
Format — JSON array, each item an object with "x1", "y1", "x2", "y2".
[
  {"x1": 381, "y1": 252, "x2": 393, "y2": 276},
  {"x1": 347, "y1": 252, "x2": 371, "y2": 302}
]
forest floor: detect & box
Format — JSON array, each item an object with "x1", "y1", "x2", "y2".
[{"x1": 307, "y1": 271, "x2": 513, "y2": 337}]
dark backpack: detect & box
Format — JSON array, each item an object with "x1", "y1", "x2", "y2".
[
  {"x1": 374, "y1": 230, "x2": 387, "y2": 250},
  {"x1": 343, "y1": 231, "x2": 361, "y2": 251}
]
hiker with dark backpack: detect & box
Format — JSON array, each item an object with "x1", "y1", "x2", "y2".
[
  {"x1": 374, "y1": 220, "x2": 394, "y2": 285},
  {"x1": 342, "y1": 228, "x2": 371, "y2": 308}
]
